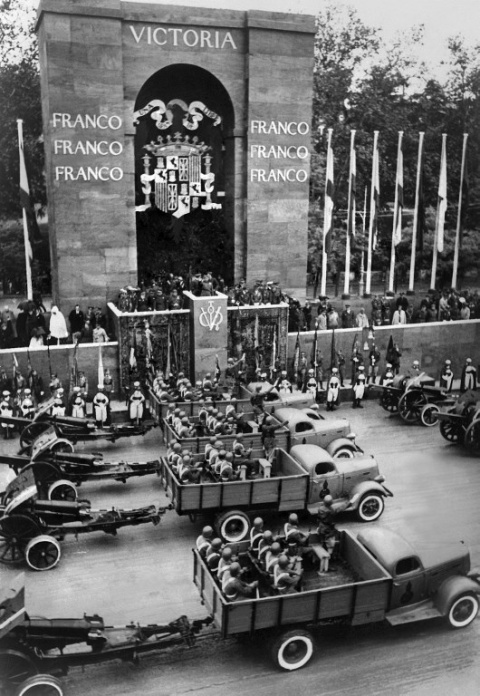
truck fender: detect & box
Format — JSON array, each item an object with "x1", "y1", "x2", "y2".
[
  {"x1": 434, "y1": 575, "x2": 480, "y2": 616},
  {"x1": 346, "y1": 481, "x2": 391, "y2": 510},
  {"x1": 326, "y1": 438, "x2": 358, "y2": 458}
]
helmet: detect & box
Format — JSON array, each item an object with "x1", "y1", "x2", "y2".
[
  {"x1": 386, "y1": 363, "x2": 392, "y2": 369},
  {"x1": 278, "y1": 555, "x2": 290, "y2": 568},
  {"x1": 182, "y1": 455, "x2": 191, "y2": 465},
  {"x1": 445, "y1": 360, "x2": 451, "y2": 365},
  {"x1": 235, "y1": 433, "x2": 243, "y2": 440},
  {"x1": 181, "y1": 417, "x2": 189, "y2": 425},
  {"x1": 221, "y1": 547, "x2": 233, "y2": 560},
  {"x1": 262, "y1": 530, "x2": 273, "y2": 542},
  {"x1": 134, "y1": 381, "x2": 140, "y2": 387},
  {"x1": 253, "y1": 517, "x2": 264, "y2": 529},
  {"x1": 225, "y1": 452, "x2": 234, "y2": 462},
  {"x1": 358, "y1": 366, "x2": 365, "y2": 371},
  {"x1": 270, "y1": 542, "x2": 282, "y2": 556},
  {"x1": 202, "y1": 526, "x2": 214, "y2": 539},
  {"x1": 466, "y1": 358, "x2": 472, "y2": 364},
  {"x1": 214, "y1": 440, "x2": 223, "y2": 449},
  {"x1": 173, "y1": 443, "x2": 182, "y2": 453},
  {"x1": 209, "y1": 436, "x2": 217, "y2": 445},
  {"x1": 412, "y1": 360, "x2": 420, "y2": 368},
  {"x1": 281, "y1": 371, "x2": 287, "y2": 377},
  {"x1": 265, "y1": 416, "x2": 273, "y2": 424},
  {"x1": 308, "y1": 369, "x2": 314, "y2": 375},
  {"x1": 2, "y1": 390, "x2": 10, "y2": 396},
  {"x1": 24, "y1": 388, "x2": 31, "y2": 395},
  {"x1": 288, "y1": 513, "x2": 299, "y2": 525},
  {"x1": 218, "y1": 450, "x2": 227, "y2": 458},
  {"x1": 211, "y1": 538, "x2": 223, "y2": 551},
  {"x1": 229, "y1": 562, "x2": 241, "y2": 577},
  {"x1": 331, "y1": 368, "x2": 338, "y2": 374},
  {"x1": 174, "y1": 408, "x2": 181, "y2": 415},
  {"x1": 96, "y1": 385, "x2": 103, "y2": 390},
  {"x1": 323, "y1": 494, "x2": 333, "y2": 506},
  {"x1": 179, "y1": 411, "x2": 186, "y2": 418}
]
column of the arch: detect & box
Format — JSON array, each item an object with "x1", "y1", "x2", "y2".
[{"x1": 225, "y1": 129, "x2": 247, "y2": 283}]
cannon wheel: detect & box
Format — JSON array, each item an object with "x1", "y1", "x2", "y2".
[
  {"x1": 19, "y1": 422, "x2": 51, "y2": 449},
  {"x1": 48, "y1": 439, "x2": 74, "y2": 455},
  {"x1": 380, "y1": 389, "x2": 398, "y2": 413},
  {"x1": 15, "y1": 674, "x2": 64, "y2": 696},
  {"x1": 420, "y1": 404, "x2": 440, "y2": 427},
  {"x1": 398, "y1": 390, "x2": 427, "y2": 424},
  {"x1": 464, "y1": 419, "x2": 480, "y2": 452},
  {"x1": 439, "y1": 419, "x2": 463, "y2": 444},
  {"x1": 0, "y1": 515, "x2": 41, "y2": 565},
  {"x1": 0, "y1": 649, "x2": 39, "y2": 691},
  {"x1": 25, "y1": 535, "x2": 61, "y2": 572},
  {"x1": 20, "y1": 461, "x2": 62, "y2": 497},
  {"x1": 47, "y1": 479, "x2": 78, "y2": 502}
]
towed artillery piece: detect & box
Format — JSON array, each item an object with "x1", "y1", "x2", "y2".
[
  {"x1": 0, "y1": 574, "x2": 211, "y2": 696},
  {"x1": 0, "y1": 467, "x2": 167, "y2": 571},
  {"x1": 373, "y1": 372, "x2": 454, "y2": 425},
  {"x1": 436, "y1": 390, "x2": 480, "y2": 449},
  {"x1": 0, "y1": 397, "x2": 158, "y2": 456}
]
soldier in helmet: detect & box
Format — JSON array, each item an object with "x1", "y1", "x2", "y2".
[
  {"x1": 93, "y1": 385, "x2": 110, "y2": 426},
  {"x1": 217, "y1": 546, "x2": 234, "y2": 584},
  {"x1": 305, "y1": 369, "x2": 318, "y2": 399},
  {"x1": 249, "y1": 517, "x2": 265, "y2": 553},
  {"x1": 273, "y1": 554, "x2": 303, "y2": 593},
  {"x1": 206, "y1": 538, "x2": 223, "y2": 573},
  {"x1": 326, "y1": 367, "x2": 340, "y2": 411},
  {"x1": 222, "y1": 562, "x2": 258, "y2": 601},
  {"x1": 0, "y1": 390, "x2": 14, "y2": 439},
  {"x1": 20, "y1": 388, "x2": 35, "y2": 419},
  {"x1": 265, "y1": 541, "x2": 283, "y2": 575},
  {"x1": 260, "y1": 414, "x2": 288, "y2": 459},
  {"x1": 352, "y1": 365, "x2": 366, "y2": 408},
  {"x1": 196, "y1": 526, "x2": 214, "y2": 558},
  {"x1": 461, "y1": 358, "x2": 477, "y2": 392},
  {"x1": 440, "y1": 359, "x2": 454, "y2": 393},
  {"x1": 380, "y1": 362, "x2": 394, "y2": 387},
  {"x1": 257, "y1": 530, "x2": 274, "y2": 567},
  {"x1": 278, "y1": 370, "x2": 293, "y2": 394},
  {"x1": 284, "y1": 513, "x2": 308, "y2": 546}
]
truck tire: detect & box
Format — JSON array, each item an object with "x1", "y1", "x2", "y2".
[
  {"x1": 15, "y1": 674, "x2": 64, "y2": 696},
  {"x1": 215, "y1": 510, "x2": 251, "y2": 543},
  {"x1": 25, "y1": 535, "x2": 61, "y2": 572},
  {"x1": 270, "y1": 629, "x2": 315, "y2": 671},
  {"x1": 446, "y1": 593, "x2": 479, "y2": 629},
  {"x1": 356, "y1": 492, "x2": 384, "y2": 522},
  {"x1": 330, "y1": 444, "x2": 355, "y2": 458}
]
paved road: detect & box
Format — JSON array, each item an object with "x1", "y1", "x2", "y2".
[{"x1": 2, "y1": 401, "x2": 480, "y2": 695}]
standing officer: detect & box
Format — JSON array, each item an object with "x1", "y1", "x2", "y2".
[
  {"x1": 440, "y1": 360, "x2": 454, "y2": 393},
  {"x1": 460, "y1": 358, "x2": 477, "y2": 392},
  {"x1": 326, "y1": 368, "x2": 340, "y2": 411},
  {"x1": 93, "y1": 385, "x2": 110, "y2": 426},
  {"x1": 352, "y1": 365, "x2": 367, "y2": 408},
  {"x1": 129, "y1": 381, "x2": 146, "y2": 425}
]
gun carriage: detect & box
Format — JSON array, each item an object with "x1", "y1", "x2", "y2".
[
  {"x1": 0, "y1": 468, "x2": 167, "y2": 572},
  {"x1": 435, "y1": 390, "x2": 480, "y2": 449},
  {"x1": 374, "y1": 372, "x2": 454, "y2": 425}
]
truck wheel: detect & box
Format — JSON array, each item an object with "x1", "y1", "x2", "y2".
[
  {"x1": 331, "y1": 445, "x2": 355, "y2": 458},
  {"x1": 215, "y1": 510, "x2": 250, "y2": 543},
  {"x1": 270, "y1": 629, "x2": 315, "y2": 671},
  {"x1": 420, "y1": 404, "x2": 440, "y2": 427},
  {"x1": 356, "y1": 493, "x2": 384, "y2": 522},
  {"x1": 15, "y1": 675, "x2": 64, "y2": 696},
  {"x1": 47, "y1": 479, "x2": 78, "y2": 502},
  {"x1": 25, "y1": 535, "x2": 61, "y2": 572},
  {"x1": 447, "y1": 593, "x2": 479, "y2": 629}
]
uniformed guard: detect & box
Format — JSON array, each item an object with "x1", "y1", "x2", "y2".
[
  {"x1": 222, "y1": 562, "x2": 259, "y2": 601},
  {"x1": 284, "y1": 513, "x2": 308, "y2": 545},
  {"x1": 71, "y1": 387, "x2": 86, "y2": 419},
  {"x1": 217, "y1": 547, "x2": 234, "y2": 583},
  {"x1": 103, "y1": 369, "x2": 114, "y2": 396},
  {"x1": 50, "y1": 393, "x2": 66, "y2": 418},
  {"x1": 0, "y1": 391, "x2": 14, "y2": 439},
  {"x1": 326, "y1": 368, "x2": 340, "y2": 411},
  {"x1": 352, "y1": 365, "x2": 366, "y2": 408},
  {"x1": 305, "y1": 369, "x2": 318, "y2": 399},
  {"x1": 49, "y1": 373, "x2": 61, "y2": 397},
  {"x1": 20, "y1": 389, "x2": 35, "y2": 419},
  {"x1": 278, "y1": 370, "x2": 293, "y2": 394},
  {"x1": 273, "y1": 555, "x2": 303, "y2": 594},
  {"x1": 93, "y1": 385, "x2": 110, "y2": 426},
  {"x1": 380, "y1": 363, "x2": 394, "y2": 387},
  {"x1": 368, "y1": 344, "x2": 381, "y2": 385},
  {"x1": 461, "y1": 358, "x2": 477, "y2": 392},
  {"x1": 440, "y1": 360, "x2": 454, "y2": 393},
  {"x1": 129, "y1": 381, "x2": 145, "y2": 424},
  {"x1": 249, "y1": 517, "x2": 264, "y2": 553},
  {"x1": 206, "y1": 538, "x2": 223, "y2": 573}
]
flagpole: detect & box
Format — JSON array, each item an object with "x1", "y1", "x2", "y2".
[
  {"x1": 452, "y1": 133, "x2": 468, "y2": 290},
  {"x1": 430, "y1": 133, "x2": 447, "y2": 291},
  {"x1": 408, "y1": 132, "x2": 425, "y2": 294},
  {"x1": 359, "y1": 187, "x2": 367, "y2": 297},
  {"x1": 365, "y1": 130, "x2": 379, "y2": 297},
  {"x1": 388, "y1": 131, "x2": 404, "y2": 295},
  {"x1": 343, "y1": 129, "x2": 356, "y2": 298},
  {"x1": 17, "y1": 119, "x2": 33, "y2": 300},
  {"x1": 321, "y1": 128, "x2": 334, "y2": 297}
]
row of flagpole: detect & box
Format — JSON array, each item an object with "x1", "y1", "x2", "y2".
[{"x1": 320, "y1": 129, "x2": 470, "y2": 295}]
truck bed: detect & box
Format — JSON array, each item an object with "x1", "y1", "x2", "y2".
[
  {"x1": 162, "y1": 414, "x2": 290, "y2": 452},
  {"x1": 193, "y1": 530, "x2": 391, "y2": 637},
  {"x1": 162, "y1": 448, "x2": 308, "y2": 515},
  {"x1": 148, "y1": 388, "x2": 251, "y2": 424}
]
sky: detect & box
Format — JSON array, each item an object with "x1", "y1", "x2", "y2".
[{"x1": 125, "y1": 0, "x2": 480, "y2": 77}]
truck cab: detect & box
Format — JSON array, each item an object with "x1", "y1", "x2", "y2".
[{"x1": 274, "y1": 407, "x2": 359, "y2": 457}]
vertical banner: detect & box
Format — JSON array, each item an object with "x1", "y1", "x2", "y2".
[
  {"x1": 430, "y1": 133, "x2": 448, "y2": 290},
  {"x1": 451, "y1": 133, "x2": 469, "y2": 289},
  {"x1": 320, "y1": 128, "x2": 334, "y2": 297},
  {"x1": 365, "y1": 130, "x2": 379, "y2": 296},
  {"x1": 344, "y1": 129, "x2": 356, "y2": 297},
  {"x1": 388, "y1": 131, "x2": 404, "y2": 293},
  {"x1": 408, "y1": 131, "x2": 425, "y2": 293}
]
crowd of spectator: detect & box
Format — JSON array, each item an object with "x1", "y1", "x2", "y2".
[{"x1": 0, "y1": 299, "x2": 109, "y2": 349}]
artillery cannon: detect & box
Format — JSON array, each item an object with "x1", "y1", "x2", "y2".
[
  {"x1": 373, "y1": 372, "x2": 454, "y2": 425},
  {"x1": 436, "y1": 390, "x2": 480, "y2": 449}
]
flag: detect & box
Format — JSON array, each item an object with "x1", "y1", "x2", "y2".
[
  {"x1": 330, "y1": 329, "x2": 338, "y2": 370},
  {"x1": 347, "y1": 131, "x2": 356, "y2": 240},
  {"x1": 254, "y1": 314, "x2": 259, "y2": 370},
  {"x1": 386, "y1": 335, "x2": 395, "y2": 364},
  {"x1": 165, "y1": 322, "x2": 171, "y2": 376},
  {"x1": 370, "y1": 134, "x2": 380, "y2": 251},
  {"x1": 393, "y1": 131, "x2": 404, "y2": 246},
  {"x1": 215, "y1": 354, "x2": 221, "y2": 382},
  {"x1": 12, "y1": 353, "x2": 19, "y2": 381},
  {"x1": 311, "y1": 325, "x2": 318, "y2": 369},
  {"x1": 270, "y1": 324, "x2": 277, "y2": 378},
  {"x1": 436, "y1": 134, "x2": 448, "y2": 253},
  {"x1": 292, "y1": 330, "x2": 300, "y2": 380},
  {"x1": 351, "y1": 333, "x2": 359, "y2": 360},
  {"x1": 417, "y1": 148, "x2": 425, "y2": 252},
  {"x1": 129, "y1": 328, "x2": 137, "y2": 372},
  {"x1": 98, "y1": 345, "x2": 104, "y2": 389},
  {"x1": 323, "y1": 128, "x2": 335, "y2": 254},
  {"x1": 459, "y1": 139, "x2": 470, "y2": 250},
  {"x1": 18, "y1": 120, "x2": 40, "y2": 262}
]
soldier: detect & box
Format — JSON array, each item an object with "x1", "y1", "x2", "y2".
[
  {"x1": 260, "y1": 414, "x2": 288, "y2": 459},
  {"x1": 274, "y1": 555, "x2": 303, "y2": 594},
  {"x1": 352, "y1": 365, "x2": 366, "y2": 408},
  {"x1": 50, "y1": 392, "x2": 66, "y2": 418},
  {"x1": 326, "y1": 367, "x2": 340, "y2": 411},
  {"x1": 222, "y1": 562, "x2": 258, "y2": 601},
  {"x1": 28, "y1": 368, "x2": 44, "y2": 404},
  {"x1": 103, "y1": 369, "x2": 114, "y2": 396},
  {"x1": 284, "y1": 513, "x2": 308, "y2": 546},
  {"x1": 20, "y1": 388, "x2": 36, "y2": 419},
  {"x1": 460, "y1": 358, "x2": 477, "y2": 392},
  {"x1": 49, "y1": 373, "x2": 61, "y2": 397},
  {"x1": 380, "y1": 363, "x2": 394, "y2": 387},
  {"x1": 78, "y1": 371, "x2": 88, "y2": 398},
  {"x1": 249, "y1": 517, "x2": 265, "y2": 553},
  {"x1": 129, "y1": 381, "x2": 145, "y2": 425},
  {"x1": 93, "y1": 385, "x2": 110, "y2": 426},
  {"x1": 368, "y1": 344, "x2": 381, "y2": 385},
  {"x1": 440, "y1": 360, "x2": 454, "y2": 393},
  {"x1": 206, "y1": 539, "x2": 223, "y2": 573},
  {"x1": 305, "y1": 369, "x2": 318, "y2": 399},
  {"x1": 71, "y1": 387, "x2": 86, "y2": 419},
  {"x1": 217, "y1": 547, "x2": 234, "y2": 584},
  {"x1": 351, "y1": 345, "x2": 363, "y2": 384},
  {"x1": 0, "y1": 391, "x2": 14, "y2": 439},
  {"x1": 297, "y1": 351, "x2": 308, "y2": 391},
  {"x1": 196, "y1": 526, "x2": 214, "y2": 559},
  {"x1": 387, "y1": 343, "x2": 402, "y2": 375},
  {"x1": 412, "y1": 359, "x2": 421, "y2": 375},
  {"x1": 336, "y1": 349, "x2": 346, "y2": 387},
  {"x1": 257, "y1": 530, "x2": 274, "y2": 567},
  {"x1": 0, "y1": 366, "x2": 13, "y2": 394},
  {"x1": 277, "y1": 370, "x2": 293, "y2": 394}
]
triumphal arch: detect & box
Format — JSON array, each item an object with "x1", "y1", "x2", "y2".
[{"x1": 36, "y1": 1, "x2": 315, "y2": 307}]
